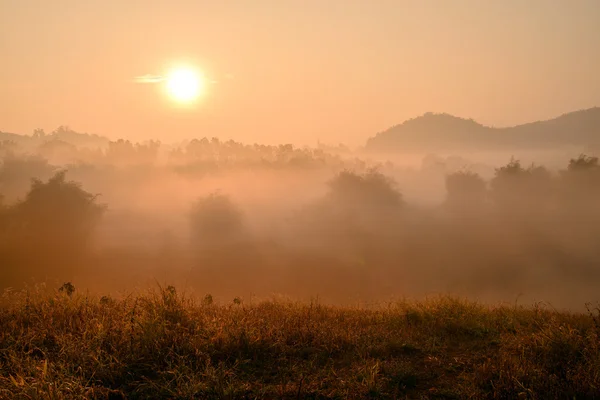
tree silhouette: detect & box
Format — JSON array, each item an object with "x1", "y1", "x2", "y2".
[
  {"x1": 327, "y1": 168, "x2": 404, "y2": 211},
  {"x1": 189, "y1": 192, "x2": 245, "y2": 248},
  {"x1": 490, "y1": 158, "x2": 554, "y2": 215},
  {"x1": 32, "y1": 128, "x2": 46, "y2": 138},
  {"x1": 562, "y1": 154, "x2": 600, "y2": 192},
  {"x1": 16, "y1": 170, "x2": 105, "y2": 238},
  {"x1": 444, "y1": 170, "x2": 487, "y2": 214},
  {"x1": 7, "y1": 171, "x2": 106, "y2": 282},
  {"x1": 188, "y1": 192, "x2": 261, "y2": 292},
  {"x1": 0, "y1": 154, "x2": 57, "y2": 202},
  {"x1": 558, "y1": 154, "x2": 600, "y2": 214},
  {"x1": 295, "y1": 169, "x2": 405, "y2": 264},
  {"x1": 567, "y1": 154, "x2": 599, "y2": 171}
]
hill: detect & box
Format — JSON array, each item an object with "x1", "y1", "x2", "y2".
[{"x1": 365, "y1": 108, "x2": 600, "y2": 153}]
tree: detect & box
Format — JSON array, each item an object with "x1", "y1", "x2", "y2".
[
  {"x1": 9, "y1": 171, "x2": 106, "y2": 280},
  {"x1": 562, "y1": 154, "x2": 600, "y2": 190},
  {"x1": 33, "y1": 128, "x2": 46, "y2": 138},
  {"x1": 106, "y1": 139, "x2": 135, "y2": 163},
  {"x1": 558, "y1": 154, "x2": 600, "y2": 213},
  {"x1": 16, "y1": 170, "x2": 104, "y2": 237},
  {"x1": 567, "y1": 154, "x2": 599, "y2": 172},
  {"x1": 444, "y1": 170, "x2": 487, "y2": 213},
  {"x1": 327, "y1": 168, "x2": 404, "y2": 211},
  {"x1": 490, "y1": 158, "x2": 554, "y2": 215},
  {"x1": 189, "y1": 192, "x2": 245, "y2": 248},
  {"x1": 0, "y1": 154, "x2": 57, "y2": 202},
  {"x1": 188, "y1": 193, "x2": 260, "y2": 290},
  {"x1": 1, "y1": 172, "x2": 105, "y2": 287}
]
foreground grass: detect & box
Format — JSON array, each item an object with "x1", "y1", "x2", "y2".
[{"x1": 0, "y1": 286, "x2": 599, "y2": 399}]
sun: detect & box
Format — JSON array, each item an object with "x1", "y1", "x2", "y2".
[{"x1": 165, "y1": 67, "x2": 203, "y2": 103}]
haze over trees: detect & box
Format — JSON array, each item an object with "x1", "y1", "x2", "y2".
[{"x1": 1, "y1": 121, "x2": 600, "y2": 307}]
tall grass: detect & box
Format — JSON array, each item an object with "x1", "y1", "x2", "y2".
[{"x1": 0, "y1": 285, "x2": 598, "y2": 399}]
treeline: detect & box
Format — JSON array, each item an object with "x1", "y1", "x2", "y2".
[
  {"x1": 0, "y1": 136, "x2": 370, "y2": 204},
  {"x1": 445, "y1": 154, "x2": 600, "y2": 215},
  {"x1": 1, "y1": 133, "x2": 357, "y2": 170},
  {"x1": 1, "y1": 154, "x2": 600, "y2": 303}
]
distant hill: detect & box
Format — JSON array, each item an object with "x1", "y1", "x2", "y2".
[{"x1": 365, "y1": 108, "x2": 600, "y2": 153}]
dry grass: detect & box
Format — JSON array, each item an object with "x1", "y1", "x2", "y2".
[{"x1": 0, "y1": 285, "x2": 599, "y2": 399}]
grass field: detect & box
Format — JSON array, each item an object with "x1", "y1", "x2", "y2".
[{"x1": 1, "y1": 285, "x2": 599, "y2": 399}]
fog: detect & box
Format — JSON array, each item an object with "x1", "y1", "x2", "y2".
[{"x1": 1, "y1": 133, "x2": 599, "y2": 310}]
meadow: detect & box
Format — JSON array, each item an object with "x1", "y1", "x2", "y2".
[{"x1": 1, "y1": 285, "x2": 599, "y2": 399}]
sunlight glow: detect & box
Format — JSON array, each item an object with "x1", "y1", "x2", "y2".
[{"x1": 165, "y1": 67, "x2": 204, "y2": 103}]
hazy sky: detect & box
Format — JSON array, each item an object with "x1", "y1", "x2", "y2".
[{"x1": 1, "y1": 0, "x2": 599, "y2": 146}]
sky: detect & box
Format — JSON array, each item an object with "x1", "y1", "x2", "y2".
[{"x1": 1, "y1": 0, "x2": 599, "y2": 146}]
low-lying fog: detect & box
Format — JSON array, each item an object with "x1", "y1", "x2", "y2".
[{"x1": 1, "y1": 138, "x2": 599, "y2": 310}]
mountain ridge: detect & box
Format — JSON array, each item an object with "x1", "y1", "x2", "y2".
[{"x1": 365, "y1": 107, "x2": 600, "y2": 153}]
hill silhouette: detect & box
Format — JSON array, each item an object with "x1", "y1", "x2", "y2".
[{"x1": 365, "y1": 107, "x2": 600, "y2": 153}]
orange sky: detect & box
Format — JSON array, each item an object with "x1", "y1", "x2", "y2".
[{"x1": 1, "y1": 1, "x2": 599, "y2": 146}]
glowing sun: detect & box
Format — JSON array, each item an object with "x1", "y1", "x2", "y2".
[{"x1": 165, "y1": 67, "x2": 204, "y2": 102}]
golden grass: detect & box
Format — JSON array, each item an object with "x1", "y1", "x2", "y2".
[{"x1": 0, "y1": 285, "x2": 599, "y2": 399}]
